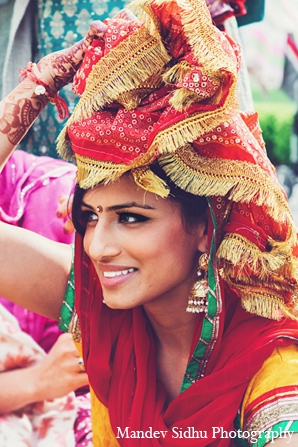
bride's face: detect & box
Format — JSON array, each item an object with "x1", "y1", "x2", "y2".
[{"x1": 81, "y1": 174, "x2": 208, "y2": 311}]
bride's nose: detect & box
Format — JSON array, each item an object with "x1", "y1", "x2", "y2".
[{"x1": 84, "y1": 219, "x2": 121, "y2": 260}]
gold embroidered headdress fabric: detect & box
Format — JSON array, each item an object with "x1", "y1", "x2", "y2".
[{"x1": 57, "y1": 0, "x2": 298, "y2": 321}]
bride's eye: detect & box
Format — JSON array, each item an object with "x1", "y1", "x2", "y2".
[
  {"x1": 118, "y1": 212, "x2": 149, "y2": 224},
  {"x1": 79, "y1": 210, "x2": 98, "y2": 227}
]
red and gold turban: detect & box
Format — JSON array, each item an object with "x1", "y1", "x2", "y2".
[{"x1": 57, "y1": 0, "x2": 298, "y2": 321}]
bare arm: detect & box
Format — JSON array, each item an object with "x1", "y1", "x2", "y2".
[
  {"x1": 0, "y1": 21, "x2": 107, "y2": 171},
  {"x1": 0, "y1": 333, "x2": 88, "y2": 414},
  {"x1": 268, "y1": 434, "x2": 298, "y2": 446},
  {"x1": 0, "y1": 222, "x2": 72, "y2": 319}
]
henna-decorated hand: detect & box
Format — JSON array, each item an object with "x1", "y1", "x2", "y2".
[{"x1": 33, "y1": 21, "x2": 107, "y2": 95}]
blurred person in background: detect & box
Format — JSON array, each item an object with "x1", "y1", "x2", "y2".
[
  {"x1": 0, "y1": 0, "x2": 128, "y2": 158},
  {"x1": 0, "y1": 151, "x2": 93, "y2": 447},
  {"x1": 0, "y1": 24, "x2": 104, "y2": 445}
]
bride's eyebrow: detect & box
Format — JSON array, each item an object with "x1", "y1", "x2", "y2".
[
  {"x1": 80, "y1": 201, "x2": 155, "y2": 211},
  {"x1": 107, "y1": 202, "x2": 155, "y2": 211},
  {"x1": 80, "y1": 202, "x2": 94, "y2": 210}
]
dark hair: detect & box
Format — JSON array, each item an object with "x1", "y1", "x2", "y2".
[
  {"x1": 72, "y1": 163, "x2": 208, "y2": 236},
  {"x1": 150, "y1": 162, "x2": 208, "y2": 231}
]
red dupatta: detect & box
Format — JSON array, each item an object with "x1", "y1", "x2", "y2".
[
  {"x1": 59, "y1": 0, "x2": 298, "y2": 443},
  {"x1": 74, "y1": 228, "x2": 298, "y2": 447}
]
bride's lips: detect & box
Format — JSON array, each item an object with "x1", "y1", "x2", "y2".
[{"x1": 99, "y1": 265, "x2": 137, "y2": 287}]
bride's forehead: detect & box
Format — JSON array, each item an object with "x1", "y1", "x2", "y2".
[
  {"x1": 82, "y1": 175, "x2": 152, "y2": 202},
  {"x1": 82, "y1": 175, "x2": 174, "y2": 211}
]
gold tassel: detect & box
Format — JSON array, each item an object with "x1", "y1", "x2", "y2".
[
  {"x1": 169, "y1": 88, "x2": 207, "y2": 112},
  {"x1": 162, "y1": 61, "x2": 192, "y2": 84},
  {"x1": 131, "y1": 166, "x2": 170, "y2": 197},
  {"x1": 117, "y1": 71, "x2": 164, "y2": 110},
  {"x1": 241, "y1": 289, "x2": 298, "y2": 321},
  {"x1": 241, "y1": 294, "x2": 284, "y2": 321}
]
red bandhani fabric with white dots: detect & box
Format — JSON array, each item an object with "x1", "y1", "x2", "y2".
[
  {"x1": 57, "y1": 0, "x2": 298, "y2": 332},
  {"x1": 56, "y1": 0, "x2": 298, "y2": 444}
]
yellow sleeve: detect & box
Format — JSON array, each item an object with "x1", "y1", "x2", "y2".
[
  {"x1": 90, "y1": 388, "x2": 120, "y2": 447},
  {"x1": 73, "y1": 340, "x2": 120, "y2": 447},
  {"x1": 241, "y1": 344, "x2": 298, "y2": 434}
]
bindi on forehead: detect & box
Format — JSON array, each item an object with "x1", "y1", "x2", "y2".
[{"x1": 96, "y1": 205, "x2": 103, "y2": 213}]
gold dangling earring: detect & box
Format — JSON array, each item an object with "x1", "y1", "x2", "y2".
[{"x1": 186, "y1": 253, "x2": 209, "y2": 313}]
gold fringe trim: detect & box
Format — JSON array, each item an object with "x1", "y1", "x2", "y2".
[
  {"x1": 163, "y1": 61, "x2": 192, "y2": 84},
  {"x1": 71, "y1": 25, "x2": 171, "y2": 122},
  {"x1": 175, "y1": 0, "x2": 238, "y2": 75},
  {"x1": 222, "y1": 270, "x2": 296, "y2": 295},
  {"x1": 73, "y1": 153, "x2": 171, "y2": 195},
  {"x1": 232, "y1": 284, "x2": 298, "y2": 321},
  {"x1": 216, "y1": 232, "x2": 298, "y2": 321},
  {"x1": 56, "y1": 118, "x2": 76, "y2": 162},
  {"x1": 116, "y1": 71, "x2": 164, "y2": 109},
  {"x1": 131, "y1": 166, "x2": 169, "y2": 196},
  {"x1": 132, "y1": 0, "x2": 237, "y2": 75},
  {"x1": 241, "y1": 291, "x2": 293, "y2": 321},
  {"x1": 158, "y1": 145, "x2": 294, "y2": 224},
  {"x1": 168, "y1": 68, "x2": 228, "y2": 112},
  {"x1": 217, "y1": 232, "x2": 297, "y2": 279},
  {"x1": 169, "y1": 88, "x2": 213, "y2": 112},
  {"x1": 58, "y1": 141, "x2": 159, "y2": 190},
  {"x1": 58, "y1": 0, "x2": 239, "y2": 164},
  {"x1": 169, "y1": 88, "x2": 201, "y2": 111},
  {"x1": 147, "y1": 82, "x2": 238, "y2": 156},
  {"x1": 128, "y1": 0, "x2": 238, "y2": 76},
  {"x1": 129, "y1": 0, "x2": 238, "y2": 116},
  {"x1": 128, "y1": 0, "x2": 163, "y2": 39},
  {"x1": 75, "y1": 154, "x2": 131, "y2": 189}
]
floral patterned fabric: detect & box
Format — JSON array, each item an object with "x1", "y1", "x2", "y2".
[{"x1": 0, "y1": 304, "x2": 77, "y2": 447}]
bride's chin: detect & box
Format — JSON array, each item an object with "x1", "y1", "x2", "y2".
[{"x1": 102, "y1": 297, "x2": 135, "y2": 310}]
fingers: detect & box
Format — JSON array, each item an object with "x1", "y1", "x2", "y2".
[
  {"x1": 85, "y1": 20, "x2": 108, "y2": 42},
  {"x1": 32, "y1": 333, "x2": 90, "y2": 400},
  {"x1": 37, "y1": 20, "x2": 108, "y2": 93},
  {"x1": 54, "y1": 332, "x2": 77, "y2": 351},
  {"x1": 63, "y1": 218, "x2": 75, "y2": 235},
  {"x1": 49, "y1": 334, "x2": 89, "y2": 385},
  {"x1": 57, "y1": 194, "x2": 70, "y2": 218},
  {"x1": 74, "y1": 355, "x2": 89, "y2": 388},
  {"x1": 37, "y1": 11, "x2": 134, "y2": 94},
  {"x1": 56, "y1": 194, "x2": 75, "y2": 234},
  {"x1": 79, "y1": 20, "x2": 107, "y2": 55},
  {"x1": 77, "y1": 357, "x2": 85, "y2": 371},
  {"x1": 75, "y1": 371, "x2": 89, "y2": 388}
]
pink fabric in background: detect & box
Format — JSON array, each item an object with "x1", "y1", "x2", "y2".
[
  {"x1": 0, "y1": 151, "x2": 93, "y2": 446},
  {"x1": 0, "y1": 150, "x2": 76, "y2": 351}
]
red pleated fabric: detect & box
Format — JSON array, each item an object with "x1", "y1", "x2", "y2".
[{"x1": 74, "y1": 234, "x2": 298, "y2": 447}]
